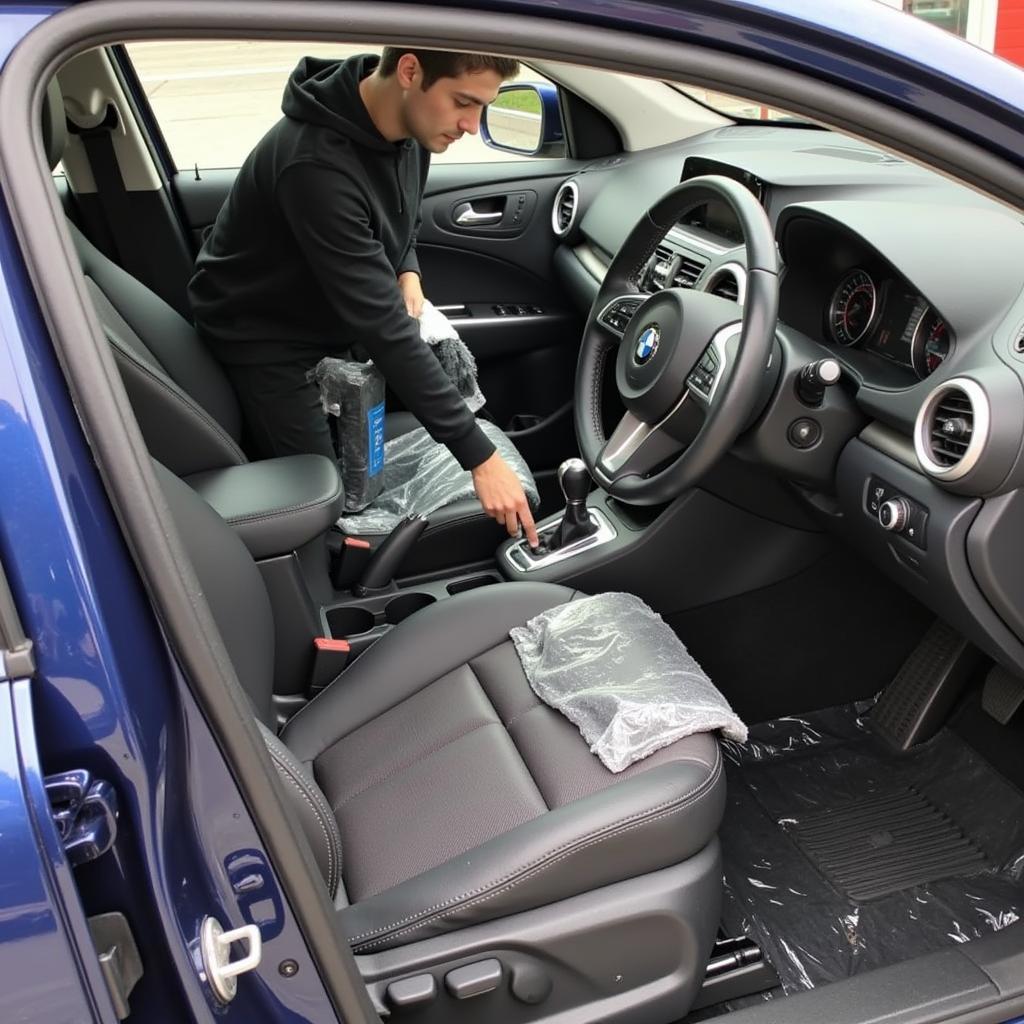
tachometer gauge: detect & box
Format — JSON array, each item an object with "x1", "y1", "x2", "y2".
[
  {"x1": 911, "y1": 307, "x2": 951, "y2": 378},
  {"x1": 828, "y1": 269, "x2": 877, "y2": 346}
]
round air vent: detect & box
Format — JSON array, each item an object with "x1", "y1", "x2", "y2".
[
  {"x1": 551, "y1": 180, "x2": 579, "y2": 237},
  {"x1": 913, "y1": 378, "x2": 990, "y2": 481},
  {"x1": 702, "y1": 263, "x2": 747, "y2": 304}
]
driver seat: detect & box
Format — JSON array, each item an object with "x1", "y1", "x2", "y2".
[
  {"x1": 45, "y1": 78, "x2": 524, "y2": 575},
  {"x1": 157, "y1": 459, "x2": 725, "y2": 1020}
]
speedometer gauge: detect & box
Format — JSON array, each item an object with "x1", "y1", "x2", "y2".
[
  {"x1": 828, "y1": 269, "x2": 877, "y2": 346},
  {"x1": 911, "y1": 307, "x2": 952, "y2": 378}
]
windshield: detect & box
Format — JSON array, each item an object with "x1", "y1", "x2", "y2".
[{"x1": 671, "y1": 84, "x2": 816, "y2": 124}]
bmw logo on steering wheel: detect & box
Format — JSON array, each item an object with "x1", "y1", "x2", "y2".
[{"x1": 634, "y1": 324, "x2": 660, "y2": 364}]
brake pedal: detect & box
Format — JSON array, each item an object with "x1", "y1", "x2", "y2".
[
  {"x1": 872, "y1": 620, "x2": 980, "y2": 749},
  {"x1": 981, "y1": 664, "x2": 1024, "y2": 725}
]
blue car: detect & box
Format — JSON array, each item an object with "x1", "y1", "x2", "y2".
[{"x1": 3, "y1": 1, "x2": 1024, "y2": 1021}]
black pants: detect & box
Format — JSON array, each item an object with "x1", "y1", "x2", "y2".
[{"x1": 225, "y1": 360, "x2": 337, "y2": 461}]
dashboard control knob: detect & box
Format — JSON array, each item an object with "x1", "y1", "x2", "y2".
[
  {"x1": 797, "y1": 358, "x2": 842, "y2": 406},
  {"x1": 879, "y1": 497, "x2": 909, "y2": 532}
]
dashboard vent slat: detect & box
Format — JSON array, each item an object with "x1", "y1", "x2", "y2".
[
  {"x1": 929, "y1": 389, "x2": 975, "y2": 468},
  {"x1": 673, "y1": 253, "x2": 708, "y2": 288}
]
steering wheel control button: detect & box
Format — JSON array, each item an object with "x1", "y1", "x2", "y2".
[
  {"x1": 599, "y1": 297, "x2": 642, "y2": 336},
  {"x1": 865, "y1": 476, "x2": 928, "y2": 549},
  {"x1": 387, "y1": 974, "x2": 437, "y2": 1009},
  {"x1": 787, "y1": 418, "x2": 821, "y2": 449},
  {"x1": 797, "y1": 358, "x2": 841, "y2": 406},
  {"x1": 879, "y1": 497, "x2": 909, "y2": 532},
  {"x1": 445, "y1": 959, "x2": 503, "y2": 999},
  {"x1": 687, "y1": 345, "x2": 721, "y2": 398}
]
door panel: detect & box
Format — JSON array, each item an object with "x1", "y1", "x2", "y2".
[{"x1": 174, "y1": 157, "x2": 588, "y2": 472}]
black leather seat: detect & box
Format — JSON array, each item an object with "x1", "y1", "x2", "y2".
[
  {"x1": 46, "y1": 79, "x2": 525, "y2": 573},
  {"x1": 157, "y1": 461, "x2": 725, "y2": 1020}
]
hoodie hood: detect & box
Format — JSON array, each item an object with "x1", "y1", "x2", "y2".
[{"x1": 282, "y1": 54, "x2": 394, "y2": 152}]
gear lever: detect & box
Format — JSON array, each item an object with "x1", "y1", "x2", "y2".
[{"x1": 547, "y1": 458, "x2": 598, "y2": 551}]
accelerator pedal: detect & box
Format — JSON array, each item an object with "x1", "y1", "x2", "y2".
[{"x1": 872, "y1": 620, "x2": 980, "y2": 750}]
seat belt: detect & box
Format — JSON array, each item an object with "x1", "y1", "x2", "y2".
[{"x1": 67, "y1": 103, "x2": 154, "y2": 284}]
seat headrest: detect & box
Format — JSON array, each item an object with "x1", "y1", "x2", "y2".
[{"x1": 41, "y1": 77, "x2": 67, "y2": 170}]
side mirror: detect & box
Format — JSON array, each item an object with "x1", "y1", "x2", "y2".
[{"x1": 481, "y1": 82, "x2": 565, "y2": 157}]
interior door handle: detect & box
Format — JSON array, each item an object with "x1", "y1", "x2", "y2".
[{"x1": 454, "y1": 203, "x2": 503, "y2": 226}]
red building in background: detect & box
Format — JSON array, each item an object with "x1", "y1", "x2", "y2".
[{"x1": 885, "y1": 0, "x2": 1023, "y2": 67}]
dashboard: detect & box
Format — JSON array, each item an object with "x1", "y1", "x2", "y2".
[{"x1": 550, "y1": 124, "x2": 1024, "y2": 680}]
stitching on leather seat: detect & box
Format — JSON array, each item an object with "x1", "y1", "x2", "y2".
[
  {"x1": 225, "y1": 482, "x2": 343, "y2": 526},
  {"x1": 329, "y1": 719, "x2": 497, "y2": 813},
  {"x1": 269, "y1": 747, "x2": 338, "y2": 894},
  {"x1": 112, "y1": 343, "x2": 247, "y2": 465},
  {"x1": 350, "y1": 748, "x2": 722, "y2": 949}
]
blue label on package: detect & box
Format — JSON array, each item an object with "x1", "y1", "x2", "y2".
[{"x1": 367, "y1": 401, "x2": 385, "y2": 477}]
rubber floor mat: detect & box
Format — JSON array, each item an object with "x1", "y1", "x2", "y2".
[
  {"x1": 793, "y1": 786, "x2": 989, "y2": 901},
  {"x1": 717, "y1": 704, "x2": 1024, "y2": 993}
]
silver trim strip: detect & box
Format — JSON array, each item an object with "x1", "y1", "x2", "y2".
[
  {"x1": 552, "y1": 179, "x2": 580, "y2": 237},
  {"x1": 666, "y1": 227, "x2": 730, "y2": 255},
  {"x1": 913, "y1": 377, "x2": 990, "y2": 481},
  {"x1": 700, "y1": 262, "x2": 747, "y2": 306},
  {"x1": 502, "y1": 507, "x2": 617, "y2": 572}
]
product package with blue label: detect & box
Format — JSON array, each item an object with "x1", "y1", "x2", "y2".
[{"x1": 309, "y1": 357, "x2": 386, "y2": 513}]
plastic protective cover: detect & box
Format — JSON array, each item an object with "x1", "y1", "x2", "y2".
[
  {"x1": 719, "y1": 703, "x2": 1024, "y2": 993},
  {"x1": 510, "y1": 592, "x2": 747, "y2": 772},
  {"x1": 337, "y1": 419, "x2": 537, "y2": 535},
  {"x1": 310, "y1": 358, "x2": 386, "y2": 513}
]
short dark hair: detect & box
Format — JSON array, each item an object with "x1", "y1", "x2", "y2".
[{"x1": 378, "y1": 48, "x2": 519, "y2": 89}]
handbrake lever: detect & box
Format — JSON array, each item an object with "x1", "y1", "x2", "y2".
[{"x1": 353, "y1": 514, "x2": 428, "y2": 595}]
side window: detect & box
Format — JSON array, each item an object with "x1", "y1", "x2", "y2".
[{"x1": 126, "y1": 41, "x2": 555, "y2": 170}]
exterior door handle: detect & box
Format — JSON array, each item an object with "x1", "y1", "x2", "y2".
[{"x1": 454, "y1": 203, "x2": 503, "y2": 226}]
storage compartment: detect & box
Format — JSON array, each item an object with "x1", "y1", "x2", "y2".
[
  {"x1": 446, "y1": 573, "x2": 501, "y2": 595},
  {"x1": 325, "y1": 606, "x2": 376, "y2": 637},
  {"x1": 384, "y1": 592, "x2": 436, "y2": 624}
]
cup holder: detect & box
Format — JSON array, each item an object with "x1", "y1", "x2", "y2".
[
  {"x1": 385, "y1": 592, "x2": 436, "y2": 624},
  {"x1": 325, "y1": 606, "x2": 376, "y2": 637},
  {"x1": 447, "y1": 574, "x2": 501, "y2": 596}
]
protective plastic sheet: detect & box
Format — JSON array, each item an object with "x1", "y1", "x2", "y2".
[
  {"x1": 719, "y1": 703, "x2": 1024, "y2": 993},
  {"x1": 509, "y1": 593, "x2": 747, "y2": 772},
  {"x1": 419, "y1": 300, "x2": 486, "y2": 413},
  {"x1": 337, "y1": 418, "x2": 537, "y2": 535},
  {"x1": 310, "y1": 357, "x2": 385, "y2": 513}
]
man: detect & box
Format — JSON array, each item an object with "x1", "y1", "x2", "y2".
[{"x1": 188, "y1": 47, "x2": 539, "y2": 546}]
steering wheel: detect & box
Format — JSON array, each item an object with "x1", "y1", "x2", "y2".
[{"x1": 574, "y1": 175, "x2": 779, "y2": 505}]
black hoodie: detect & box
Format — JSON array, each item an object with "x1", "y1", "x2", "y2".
[{"x1": 188, "y1": 54, "x2": 494, "y2": 470}]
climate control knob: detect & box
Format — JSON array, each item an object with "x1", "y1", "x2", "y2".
[{"x1": 878, "y1": 497, "x2": 910, "y2": 532}]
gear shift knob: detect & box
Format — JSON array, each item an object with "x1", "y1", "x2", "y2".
[
  {"x1": 558, "y1": 458, "x2": 590, "y2": 506},
  {"x1": 546, "y1": 458, "x2": 597, "y2": 552}
]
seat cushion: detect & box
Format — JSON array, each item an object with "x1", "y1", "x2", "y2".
[{"x1": 282, "y1": 582, "x2": 725, "y2": 952}]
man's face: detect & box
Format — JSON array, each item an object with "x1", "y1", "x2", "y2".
[{"x1": 400, "y1": 64, "x2": 504, "y2": 154}]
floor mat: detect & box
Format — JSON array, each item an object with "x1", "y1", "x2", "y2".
[{"x1": 718, "y1": 704, "x2": 1024, "y2": 993}]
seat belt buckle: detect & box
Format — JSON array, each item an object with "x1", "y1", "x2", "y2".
[
  {"x1": 329, "y1": 534, "x2": 373, "y2": 590},
  {"x1": 310, "y1": 637, "x2": 351, "y2": 694}
]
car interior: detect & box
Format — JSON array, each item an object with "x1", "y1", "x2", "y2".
[{"x1": 21, "y1": 16, "x2": 1024, "y2": 1024}]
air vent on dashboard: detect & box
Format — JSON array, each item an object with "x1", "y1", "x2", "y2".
[
  {"x1": 673, "y1": 253, "x2": 708, "y2": 288},
  {"x1": 551, "y1": 180, "x2": 579, "y2": 237},
  {"x1": 702, "y1": 264, "x2": 746, "y2": 304},
  {"x1": 913, "y1": 379, "x2": 990, "y2": 482}
]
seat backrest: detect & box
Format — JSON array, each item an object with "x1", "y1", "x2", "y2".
[
  {"x1": 70, "y1": 220, "x2": 248, "y2": 477},
  {"x1": 42, "y1": 76, "x2": 246, "y2": 477},
  {"x1": 153, "y1": 461, "x2": 342, "y2": 899}
]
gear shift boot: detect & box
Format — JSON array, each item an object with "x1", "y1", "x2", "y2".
[{"x1": 547, "y1": 458, "x2": 600, "y2": 552}]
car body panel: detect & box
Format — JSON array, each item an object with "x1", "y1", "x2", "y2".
[{"x1": 2, "y1": 1, "x2": 1024, "y2": 1022}]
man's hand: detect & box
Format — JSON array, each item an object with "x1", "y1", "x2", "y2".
[
  {"x1": 398, "y1": 271, "x2": 425, "y2": 318},
  {"x1": 471, "y1": 451, "x2": 539, "y2": 547}
]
